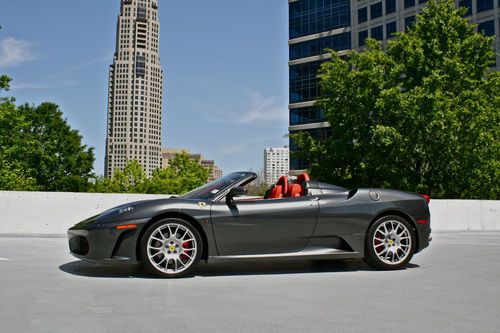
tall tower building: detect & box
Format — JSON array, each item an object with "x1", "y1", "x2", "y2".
[
  {"x1": 105, "y1": 0, "x2": 163, "y2": 178},
  {"x1": 288, "y1": 0, "x2": 499, "y2": 172}
]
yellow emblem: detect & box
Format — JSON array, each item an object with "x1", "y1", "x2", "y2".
[
  {"x1": 389, "y1": 240, "x2": 394, "y2": 246},
  {"x1": 198, "y1": 202, "x2": 207, "y2": 208},
  {"x1": 169, "y1": 245, "x2": 176, "y2": 252}
]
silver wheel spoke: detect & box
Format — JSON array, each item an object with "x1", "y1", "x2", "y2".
[
  {"x1": 149, "y1": 251, "x2": 162, "y2": 259},
  {"x1": 147, "y1": 222, "x2": 198, "y2": 275},
  {"x1": 373, "y1": 220, "x2": 412, "y2": 265},
  {"x1": 156, "y1": 257, "x2": 167, "y2": 267}
]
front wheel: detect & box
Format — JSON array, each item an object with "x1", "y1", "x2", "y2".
[
  {"x1": 364, "y1": 215, "x2": 416, "y2": 270},
  {"x1": 140, "y1": 218, "x2": 202, "y2": 278}
]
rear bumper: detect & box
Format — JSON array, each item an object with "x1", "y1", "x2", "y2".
[{"x1": 417, "y1": 226, "x2": 431, "y2": 253}]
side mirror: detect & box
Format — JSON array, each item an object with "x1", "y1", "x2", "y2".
[{"x1": 226, "y1": 186, "x2": 247, "y2": 207}]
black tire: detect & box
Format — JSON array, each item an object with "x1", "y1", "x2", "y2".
[
  {"x1": 363, "y1": 215, "x2": 416, "y2": 270},
  {"x1": 140, "y1": 218, "x2": 203, "y2": 278}
]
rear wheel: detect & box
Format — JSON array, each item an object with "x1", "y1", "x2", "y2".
[
  {"x1": 364, "y1": 215, "x2": 416, "y2": 270},
  {"x1": 140, "y1": 218, "x2": 202, "y2": 278}
]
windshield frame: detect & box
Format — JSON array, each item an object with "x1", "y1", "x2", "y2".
[{"x1": 179, "y1": 172, "x2": 257, "y2": 201}]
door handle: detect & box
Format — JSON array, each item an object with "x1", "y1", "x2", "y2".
[{"x1": 310, "y1": 197, "x2": 319, "y2": 201}]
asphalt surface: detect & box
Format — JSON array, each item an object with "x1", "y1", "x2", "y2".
[{"x1": 1, "y1": 232, "x2": 500, "y2": 333}]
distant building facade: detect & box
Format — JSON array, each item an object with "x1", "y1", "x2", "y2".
[
  {"x1": 105, "y1": 0, "x2": 164, "y2": 178},
  {"x1": 161, "y1": 148, "x2": 223, "y2": 181},
  {"x1": 264, "y1": 147, "x2": 290, "y2": 185},
  {"x1": 288, "y1": 0, "x2": 500, "y2": 171}
]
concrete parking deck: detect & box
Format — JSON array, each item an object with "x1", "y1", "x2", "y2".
[{"x1": 1, "y1": 232, "x2": 500, "y2": 332}]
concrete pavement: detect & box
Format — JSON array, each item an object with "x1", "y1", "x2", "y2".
[{"x1": 1, "y1": 232, "x2": 500, "y2": 333}]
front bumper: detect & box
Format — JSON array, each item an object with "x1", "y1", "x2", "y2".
[{"x1": 67, "y1": 218, "x2": 149, "y2": 264}]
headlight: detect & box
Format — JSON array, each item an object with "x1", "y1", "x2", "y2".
[
  {"x1": 118, "y1": 206, "x2": 134, "y2": 214},
  {"x1": 99, "y1": 205, "x2": 135, "y2": 219}
]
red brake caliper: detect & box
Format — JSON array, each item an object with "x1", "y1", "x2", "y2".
[
  {"x1": 374, "y1": 231, "x2": 382, "y2": 250},
  {"x1": 180, "y1": 241, "x2": 191, "y2": 261}
]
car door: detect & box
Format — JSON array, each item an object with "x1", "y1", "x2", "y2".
[{"x1": 210, "y1": 196, "x2": 319, "y2": 256}]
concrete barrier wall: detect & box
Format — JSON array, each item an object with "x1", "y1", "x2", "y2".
[
  {"x1": 0, "y1": 191, "x2": 499, "y2": 234},
  {"x1": 429, "y1": 200, "x2": 499, "y2": 231},
  {"x1": 0, "y1": 191, "x2": 167, "y2": 234}
]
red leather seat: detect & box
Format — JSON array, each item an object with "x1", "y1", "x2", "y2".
[
  {"x1": 296, "y1": 172, "x2": 310, "y2": 196},
  {"x1": 285, "y1": 183, "x2": 302, "y2": 197},
  {"x1": 267, "y1": 176, "x2": 288, "y2": 199},
  {"x1": 283, "y1": 172, "x2": 310, "y2": 197},
  {"x1": 268, "y1": 185, "x2": 283, "y2": 199}
]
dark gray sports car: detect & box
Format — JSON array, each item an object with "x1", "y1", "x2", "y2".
[{"x1": 68, "y1": 171, "x2": 431, "y2": 277}]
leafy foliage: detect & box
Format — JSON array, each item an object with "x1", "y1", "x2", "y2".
[
  {"x1": 0, "y1": 100, "x2": 95, "y2": 192},
  {"x1": 91, "y1": 152, "x2": 209, "y2": 194},
  {"x1": 0, "y1": 75, "x2": 11, "y2": 91},
  {"x1": 293, "y1": 0, "x2": 499, "y2": 199}
]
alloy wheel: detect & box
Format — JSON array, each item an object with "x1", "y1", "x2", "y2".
[
  {"x1": 146, "y1": 222, "x2": 198, "y2": 274},
  {"x1": 372, "y1": 220, "x2": 412, "y2": 265}
]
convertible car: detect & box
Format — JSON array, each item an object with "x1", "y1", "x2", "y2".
[{"x1": 68, "y1": 172, "x2": 431, "y2": 277}]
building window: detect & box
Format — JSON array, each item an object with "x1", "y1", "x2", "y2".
[
  {"x1": 386, "y1": 0, "x2": 397, "y2": 14},
  {"x1": 459, "y1": 0, "x2": 473, "y2": 16},
  {"x1": 371, "y1": 25, "x2": 383, "y2": 41},
  {"x1": 289, "y1": 32, "x2": 351, "y2": 60},
  {"x1": 370, "y1": 2, "x2": 383, "y2": 19},
  {"x1": 478, "y1": 20, "x2": 495, "y2": 36},
  {"x1": 476, "y1": 0, "x2": 493, "y2": 12},
  {"x1": 386, "y1": 21, "x2": 397, "y2": 38},
  {"x1": 358, "y1": 7, "x2": 367, "y2": 23},
  {"x1": 404, "y1": 0, "x2": 415, "y2": 8},
  {"x1": 405, "y1": 16, "x2": 416, "y2": 31},
  {"x1": 418, "y1": 0, "x2": 428, "y2": 3},
  {"x1": 290, "y1": 107, "x2": 326, "y2": 126},
  {"x1": 289, "y1": 0, "x2": 351, "y2": 39},
  {"x1": 289, "y1": 60, "x2": 326, "y2": 104},
  {"x1": 359, "y1": 30, "x2": 368, "y2": 46},
  {"x1": 137, "y1": 6, "x2": 147, "y2": 19}
]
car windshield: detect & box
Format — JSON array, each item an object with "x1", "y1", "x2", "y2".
[{"x1": 180, "y1": 172, "x2": 253, "y2": 200}]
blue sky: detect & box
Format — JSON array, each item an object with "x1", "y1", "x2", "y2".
[{"x1": 0, "y1": 0, "x2": 289, "y2": 175}]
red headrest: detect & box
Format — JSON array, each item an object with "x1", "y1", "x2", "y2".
[
  {"x1": 276, "y1": 176, "x2": 288, "y2": 196},
  {"x1": 296, "y1": 173, "x2": 310, "y2": 185}
]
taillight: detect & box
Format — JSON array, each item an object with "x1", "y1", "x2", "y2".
[{"x1": 420, "y1": 194, "x2": 430, "y2": 204}]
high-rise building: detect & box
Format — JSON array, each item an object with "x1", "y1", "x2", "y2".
[
  {"x1": 105, "y1": 0, "x2": 164, "y2": 178},
  {"x1": 288, "y1": 0, "x2": 499, "y2": 172},
  {"x1": 264, "y1": 147, "x2": 290, "y2": 185}
]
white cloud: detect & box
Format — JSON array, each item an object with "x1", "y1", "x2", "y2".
[
  {"x1": 210, "y1": 90, "x2": 288, "y2": 125},
  {"x1": 49, "y1": 56, "x2": 110, "y2": 79},
  {"x1": 0, "y1": 37, "x2": 37, "y2": 67},
  {"x1": 10, "y1": 80, "x2": 78, "y2": 90}
]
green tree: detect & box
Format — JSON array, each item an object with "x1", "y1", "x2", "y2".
[
  {"x1": 0, "y1": 102, "x2": 95, "y2": 191},
  {"x1": 0, "y1": 75, "x2": 11, "y2": 91},
  {"x1": 147, "y1": 152, "x2": 209, "y2": 194},
  {"x1": 0, "y1": 73, "x2": 39, "y2": 190},
  {"x1": 1, "y1": 26, "x2": 94, "y2": 191},
  {"x1": 293, "y1": 0, "x2": 499, "y2": 199},
  {"x1": 91, "y1": 153, "x2": 209, "y2": 195},
  {"x1": 91, "y1": 160, "x2": 149, "y2": 193}
]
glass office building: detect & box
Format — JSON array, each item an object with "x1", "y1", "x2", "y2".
[{"x1": 288, "y1": 0, "x2": 500, "y2": 172}]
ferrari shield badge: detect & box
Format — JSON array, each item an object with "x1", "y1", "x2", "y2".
[{"x1": 198, "y1": 202, "x2": 207, "y2": 208}]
